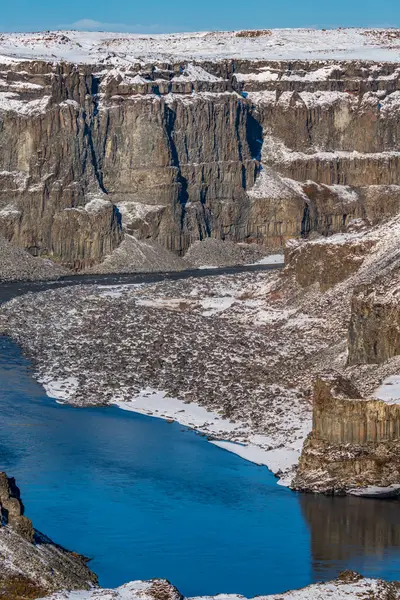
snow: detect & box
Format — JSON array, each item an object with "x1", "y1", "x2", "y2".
[
  {"x1": 39, "y1": 580, "x2": 174, "y2": 600},
  {"x1": 39, "y1": 376, "x2": 79, "y2": 402},
  {"x1": 116, "y1": 388, "x2": 239, "y2": 435},
  {"x1": 373, "y1": 375, "x2": 400, "y2": 404},
  {"x1": 266, "y1": 136, "x2": 400, "y2": 166},
  {"x1": 172, "y1": 64, "x2": 224, "y2": 82},
  {"x1": 117, "y1": 201, "x2": 165, "y2": 227},
  {"x1": 348, "y1": 484, "x2": 400, "y2": 498},
  {"x1": 84, "y1": 197, "x2": 113, "y2": 213},
  {"x1": 247, "y1": 167, "x2": 308, "y2": 201},
  {"x1": 0, "y1": 91, "x2": 51, "y2": 115},
  {"x1": 114, "y1": 381, "x2": 308, "y2": 486},
  {"x1": 39, "y1": 575, "x2": 396, "y2": 599},
  {"x1": 0, "y1": 28, "x2": 400, "y2": 65},
  {"x1": 197, "y1": 265, "x2": 219, "y2": 269},
  {"x1": 210, "y1": 440, "x2": 300, "y2": 483},
  {"x1": 298, "y1": 91, "x2": 352, "y2": 109},
  {"x1": 281, "y1": 64, "x2": 342, "y2": 81},
  {"x1": 97, "y1": 283, "x2": 145, "y2": 298},
  {"x1": 114, "y1": 384, "x2": 306, "y2": 484},
  {"x1": 235, "y1": 70, "x2": 279, "y2": 82},
  {"x1": 251, "y1": 254, "x2": 284, "y2": 265},
  {"x1": 200, "y1": 296, "x2": 236, "y2": 315}
]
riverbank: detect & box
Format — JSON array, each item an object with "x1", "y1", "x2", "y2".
[
  {"x1": 3, "y1": 217, "x2": 400, "y2": 495},
  {"x1": 0, "y1": 269, "x2": 311, "y2": 486},
  {"x1": 2, "y1": 335, "x2": 400, "y2": 599}
]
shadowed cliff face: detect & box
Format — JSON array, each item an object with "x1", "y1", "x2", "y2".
[
  {"x1": 347, "y1": 272, "x2": 400, "y2": 365},
  {"x1": 1, "y1": 59, "x2": 400, "y2": 266}
]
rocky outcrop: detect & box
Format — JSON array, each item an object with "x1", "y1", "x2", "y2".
[
  {"x1": 0, "y1": 472, "x2": 98, "y2": 598},
  {"x1": 0, "y1": 472, "x2": 34, "y2": 541},
  {"x1": 293, "y1": 377, "x2": 400, "y2": 494},
  {"x1": 348, "y1": 273, "x2": 400, "y2": 365},
  {"x1": 284, "y1": 235, "x2": 376, "y2": 290},
  {"x1": 1, "y1": 52, "x2": 400, "y2": 269},
  {"x1": 38, "y1": 572, "x2": 400, "y2": 600}
]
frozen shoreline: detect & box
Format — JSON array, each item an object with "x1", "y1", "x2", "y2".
[{"x1": 41, "y1": 382, "x2": 306, "y2": 486}]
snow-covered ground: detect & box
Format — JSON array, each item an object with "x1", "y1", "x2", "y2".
[
  {"x1": 4, "y1": 215, "x2": 400, "y2": 491},
  {"x1": 0, "y1": 526, "x2": 97, "y2": 593},
  {"x1": 0, "y1": 270, "x2": 313, "y2": 487},
  {"x1": 250, "y1": 254, "x2": 284, "y2": 266},
  {"x1": 373, "y1": 375, "x2": 400, "y2": 403},
  {"x1": 39, "y1": 575, "x2": 400, "y2": 600},
  {"x1": 0, "y1": 28, "x2": 400, "y2": 64}
]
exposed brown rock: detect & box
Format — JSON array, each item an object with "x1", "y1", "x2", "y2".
[
  {"x1": 293, "y1": 377, "x2": 400, "y2": 493},
  {"x1": 284, "y1": 237, "x2": 376, "y2": 290},
  {"x1": 0, "y1": 472, "x2": 34, "y2": 542},
  {"x1": 348, "y1": 272, "x2": 400, "y2": 365},
  {"x1": 1, "y1": 59, "x2": 400, "y2": 270}
]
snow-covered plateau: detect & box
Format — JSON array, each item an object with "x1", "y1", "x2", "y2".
[{"x1": 0, "y1": 28, "x2": 400, "y2": 64}]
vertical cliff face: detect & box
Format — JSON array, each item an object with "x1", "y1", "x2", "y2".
[
  {"x1": 293, "y1": 377, "x2": 400, "y2": 494},
  {"x1": 0, "y1": 63, "x2": 122, "y2": 268},
  {"x1": 347, "y1": 273, "x2": 400, "y2": 365},
  {"x1": 94, "y1": 89, "x2": 260, "y2": 254},
  {"x1": 1, "y1": 37, "x2": 400, "y2": 267},
  {"x1": 0, "y1": 470, "x2": 98, "y2": 598},
  {"x1": 0, "y1": 472, "x2": 33, "y2": 542}
]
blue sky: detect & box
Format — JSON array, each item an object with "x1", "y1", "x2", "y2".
[{"x1": 1, "y1": 0, "x2": 399, "y2": 33}]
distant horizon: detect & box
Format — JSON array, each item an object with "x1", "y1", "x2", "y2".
[
  {"x1": 2, "y1": 25, "x2": 400, "y2": 35},
  {"x1": 1, "y1": 0, "x2": 399, "y2": 34}
]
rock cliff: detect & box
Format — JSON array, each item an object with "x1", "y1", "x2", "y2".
[
  {"x1": 293, "y1": 377, "x2": 400, "y2": 494},
  {"x1": 0, "y1": 471, "x2": 97, "y2": 598},
  {"x1": 1, "y1": 30, "x2": 400, "y2": 269},
  {"x1": 348, "y1": 272, "x2": 400, "y2": 365},
  {"x1": 0, "y1": 472, "x2": 34, "y2": 541}
]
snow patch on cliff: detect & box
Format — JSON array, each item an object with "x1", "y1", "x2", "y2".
[{"x1": 0, "y1": 92, "x2": 51, "y2": 115}]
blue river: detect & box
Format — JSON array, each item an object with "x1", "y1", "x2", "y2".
[{"x1": 1, "y1": 335, "x2": 400, "y2": 597}]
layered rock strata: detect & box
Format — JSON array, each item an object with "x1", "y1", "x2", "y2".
[
  {"x1": 293, "y1": 377, "x2": 400, "y2": 493},
  {"x1": 284, "y1": 233, "x2": 376, "y2": 290},
  {"x1": 348, "y1": 272, "x2": 400, "y2": 365},
  {"x1": 1, "y1": 41, "x2": 400, "y2": 268}
]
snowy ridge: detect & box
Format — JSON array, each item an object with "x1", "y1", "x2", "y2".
[
  {"x1": 39, "y1": 575, "x2": 400, "y2": 599},
  {"x1": 0, "y1": 28, "x2": 400, "y2": 64}
]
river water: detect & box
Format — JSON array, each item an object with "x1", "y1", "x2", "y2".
[{"x1": 1, "y1": 329, "x2": 400, "y2": 595}]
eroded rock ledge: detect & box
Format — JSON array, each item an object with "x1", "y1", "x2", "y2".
[
  {"x1": 0, "y1": 472, "x2": 34, "y2": 541},
  {"x1": 293, "y1": 377, "x2": 400, "y2": 494}
]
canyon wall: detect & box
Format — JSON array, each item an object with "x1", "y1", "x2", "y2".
[
  {"x1": 293, "y1": 377, "x2": 400, "y2": 493},
  {"x1": 1, "y1": 56, "x2": 400, "y2": 266},
  {"x1": 348, "y1": 273, "x2": 400, "y2": 365}
]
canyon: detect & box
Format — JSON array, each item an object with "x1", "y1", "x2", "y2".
[
  {"x1": 1, "y1": 29, "x2": 400, "y2": 270},
  {"x1": 3, "y1": 25, "x2": 400, "y2": 600}
]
